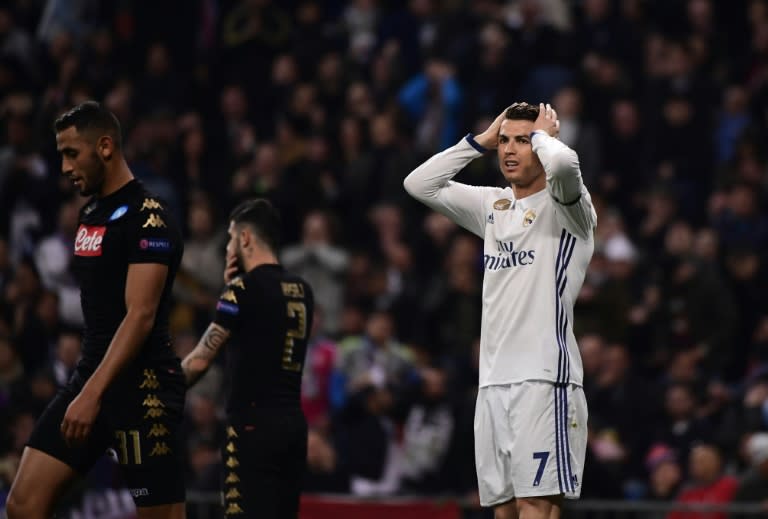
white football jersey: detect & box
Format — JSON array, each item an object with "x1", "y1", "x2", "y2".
[{"x1": 404, "y1": 134, "x2": 597, "y2": 387}]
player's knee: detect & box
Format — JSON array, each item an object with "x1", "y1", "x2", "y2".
[
  {"x1": 6, "y1": 487, "x2": 43, "y2": 519},
  {"x1": 515, "y1": 496, "x2": 560, "y2": 519},
  {"x1": 494, "y1": 501, "x2": 518, "y2": 519}
]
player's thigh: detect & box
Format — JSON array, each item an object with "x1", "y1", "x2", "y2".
[
  {"x1": 223, "y1": 416, "x2": 307, "y2": 519},
  {"x1": 6, "y1": 447, "x2": 79, "y2": 518},
  {"x1": 109, "y1": 370, "x2": 187, "y2": 508},
  {"x1": 507, "y1": 381, "x2": 586, "y2": 499},
  {"x1": 25, "y1": 383, "x2": 112, "y2": 473},
  {"x1": 474, "y1": 386, "x2": 516, "y2": 507},
  {"x1": 9, "y1": 384, "x2": 112, "y2": 517}
]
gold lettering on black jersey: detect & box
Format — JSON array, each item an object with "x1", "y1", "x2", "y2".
[
  {"x1": 139, "y1": 369, "x2": 160, "y2": 389},
  {"x1": 148, "y1": 423, "x2": 170, "y2": 438},
  {"x1": 144, "y1": 408, "x2": 165, "y2": 419},
  {"x1": 225, "y1": 488, "x2": 242, "y2": 499},
  {"x1": 281, "y1": 282, "x2": 305, "y2": 298},
  {"x1": 225, "y1": 503, "x2": 244, "y2": 515},
  {"x1": 230, "y1": 277, "x2": 245, "y2": 290},
  {"x1": 142, "y1": 394, "x2": 165, "y2": 408},
  {"x1": 149, "y1": 441, "x2": 171, "y2": 456},
  {"x1": 225, "y1": 472, "x2": 240, "y2": 484},
  {"x1": 221, "y1": 289, "x2": 238, "y2": 304},
  {"x1": 226, "y1": 456, "x2": 240, "y2": 468},
  {"x1": 142, "y1": 213, "x2": 166, "y2": 228},
  {"x1": 141, "y1": 198, "x2": 163, "y2": 211},
  {"x1": 226, "y1": 426, "x2": 238, "y2": 438}
]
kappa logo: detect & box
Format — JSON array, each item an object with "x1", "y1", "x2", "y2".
[
  {"x1": 144, "y1": 408, "x2": 165, "y2": 419},
  {"x1": 225, "y1": 488, "x2": 242, "y2": 499},
  {"x1": 148, "y1": 423, "x2": 170, "y2": 437},
  {"x1": 221, "y1": 289, "x2": 238, "y2": 304},
  {"x1": 225, "y1": 472, "x2": 240, "y2": 484},
  {"x1": 230, "y1": 277, "x2": 245, "y2": 290},
  {"x1": 149, "y1": 442, "x2": 171, "y2": 456},
  {"x1": 225, "y1": 503, "x2": 245, "y2": 515},
  {"x1": 142, "y1": 213, "x2": 166, "y2": 228},
  {"x1": 142, "y1": 394, "x2": 165, "y2": 408},
  {"x1": 75, "y1": 225, "x2": 106, "y2": 256},
  {"x1": 141, "y1": 198, "x2": 163, "y2": 211}
]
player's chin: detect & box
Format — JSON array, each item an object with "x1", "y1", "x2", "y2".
[{"x1": 502, "y1": 172, "x2": 520, "y2": 184}]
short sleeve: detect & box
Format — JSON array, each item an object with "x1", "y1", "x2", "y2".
[
  {"x1": 213, "y1": 276, "x2": 247, "y2": 331},
  {"x1": 126, "y1": 199, "x2": 179, "y2": 265}
]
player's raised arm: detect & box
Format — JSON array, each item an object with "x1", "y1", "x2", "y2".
[
  {"x1": 531, "y1": 103, "x2": 597, "y2": 239},
  {"x1": 403, "y1": 111, "x2": 506, "y2": 237},
  {"x1": 182, "y1": 323, "x2": 231, "y2": 386}
]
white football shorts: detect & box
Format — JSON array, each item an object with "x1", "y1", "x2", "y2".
[{"x1": 474, "y1": 380, "x2": 587, "y2": 506}]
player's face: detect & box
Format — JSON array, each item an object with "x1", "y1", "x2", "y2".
[
  {"x1": 56, "y1": 127, "x2": 106, "y2": 196},
  {"x1": 497, "y1": 119, "x2": 544, "y2": 189}
]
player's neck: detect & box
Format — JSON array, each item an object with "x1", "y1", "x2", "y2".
[
  {"x1": 99, "y1": 159, "x2": 134, "y2": 198},
  {"x1": 242, "y1": 250, "x2": 279, "y2": 272},
  {"x1": 511, "y1": 183, "x2": 545, "y2": 200}
]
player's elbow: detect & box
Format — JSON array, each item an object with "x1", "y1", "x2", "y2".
[
  {"x1": 403, "y1": 173, "x2": 417, "y2": 197},
  {"x1": 403, "y1": 172, "x2": 429, "y2": 200},
  {"x1": 127, "y1": 306, "x2": 157, "y2": 333},
  {"x1": 547, "y1": 148, "x2": 581, "y2": 178}
]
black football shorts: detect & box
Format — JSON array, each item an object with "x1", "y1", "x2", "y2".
[
  {"x1": 27, "y1": 366, "x2": 186, "y2": 507},
  {"x1": 221, "y1": 412, "x2": 307, "y2": 518}
]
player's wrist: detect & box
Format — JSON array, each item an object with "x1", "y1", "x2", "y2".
[
  {"x1": 529, "y1": 129, "x2": 547, "y2": 141},
  {"x1": 465, "y1": 133, "x2": 490, "y2": 153},
  {"x1": 80, "y1": 380, "x2": 105, "y2": 400}
]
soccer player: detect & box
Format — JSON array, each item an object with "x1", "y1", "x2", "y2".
[
  {"x1": 181, "y1": 199, "x2": 314, "y2": 519},
  {"x1": 7, "y1": 101, "x2": 186, "y2": 519},
  {"x1": 404, "y1": 102, "x2": 597, "y2": 519}
]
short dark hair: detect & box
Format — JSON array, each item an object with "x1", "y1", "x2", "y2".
[
  {"x1": 229, "y1": 199, "x2": 281, "y2": 253},
  {"x1": 505, "y1": 102, "x2": 539, "y2": 122},
  {"x1": 53, "y1": 101, "x2": 122, "y2": 149}
]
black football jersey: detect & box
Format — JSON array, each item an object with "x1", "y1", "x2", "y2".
[
  {"x1": 213, "y1": 264, "x2": 314, "y2": 418},
  {"x1": 72, "y1": 179, "x2": 183, "y2": 376}
]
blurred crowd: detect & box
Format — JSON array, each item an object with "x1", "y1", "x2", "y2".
[{"x1": 1, "y1": 0, "x2": 768, "y2": 515}]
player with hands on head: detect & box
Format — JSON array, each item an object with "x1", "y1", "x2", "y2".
[
  {"x1": 182, "y1": 198, "x2": 315, "y2": 519},
  {"x1": 7, "y1": 101, "x2": 186, "y2": 519},
  {"x1": 404, "y1": 102, "x2": 596, "y2": 519}
]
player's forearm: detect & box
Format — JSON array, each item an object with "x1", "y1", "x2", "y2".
[
  {"x1": 403, "y1": 136, "x2": 483, "y2": 203},
  {"x1": 181, "y1": 351, "x2": 210, "y2": 386},
  {"x1": 182, "y1": 323, "x2": 230, "y2": 387},
  {"x1": 532, "y1": 132, "x2": 584, "y2": 204},
  {"x1": 82, "y1": 308, "x2": 156, "y2": 397}
]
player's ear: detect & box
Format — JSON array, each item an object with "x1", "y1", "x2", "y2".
[
  {"x1": 239, "y1": 227, "x2": 251, "y2": 249},
  {"x1": 97, "y1": 135, "x2": 113, "y2": 162}
]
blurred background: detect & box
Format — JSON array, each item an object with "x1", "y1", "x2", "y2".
[{"x1": 0, "y1": 0, "x2": 768, "y2": 517}]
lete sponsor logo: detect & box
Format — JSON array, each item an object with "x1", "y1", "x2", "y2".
[{"x1": 74, "y1": 225, "x2": 106, "y2": 256}]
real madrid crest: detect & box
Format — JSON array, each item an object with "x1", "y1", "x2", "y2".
[
  {"x1": 523, "y1": 208, "x2": 537, "y2": 227},
  {"x1": 493, "y1": 199, "x2": 512, "y2": 211}
]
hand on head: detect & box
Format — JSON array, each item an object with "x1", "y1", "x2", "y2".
[{"x1": 533, "y1": 103, "x2": 560, "y2": 138}]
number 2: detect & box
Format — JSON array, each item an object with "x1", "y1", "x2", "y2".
[
  {"x1": 282, "y1": 301, "x2": 306, "y2": 372},
  {"x1": 532, "y1": 451, "x2": 549, "y2": 487}
]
